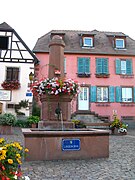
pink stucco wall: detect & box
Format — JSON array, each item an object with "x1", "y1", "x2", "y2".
[{"x1": 35, "y1": 53, "x2": 135, "y2": 120}]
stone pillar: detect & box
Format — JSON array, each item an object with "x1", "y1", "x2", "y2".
[
  {"x1": 48, "y1": 35, "x2": 65, "y2": 79},
  {"x1": 39, "y1": 35, "x2": 74, "y2": 129}
]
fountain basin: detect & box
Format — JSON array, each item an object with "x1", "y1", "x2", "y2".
[{"x1": 22, "y1": 128, "x2": 109, "y2": 161}]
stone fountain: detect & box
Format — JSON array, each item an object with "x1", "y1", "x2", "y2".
[{"x1": 22, "y1": 35, "x2": 109, "y2": 161}]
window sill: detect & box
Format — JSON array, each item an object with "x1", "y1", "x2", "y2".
[
  {"x1": 77, "y1": 73, "x2": 91, "y2": 77},
  {"x1": 114, "y1": 48, "x2": 127, "y2": 50},
  {"x1": 95, "y1": 74, "x2": 110, "y2": 78},
  {"x1": 121, "y1": 103, "x2": 135, "y2": 106},
  {"x1": 120, "y1": 74, "x2": 134, "y2": 78},
  {"x1": 82, "y1": 46, "x2": 94, "y2": 49},
  {"x1": 96, "y1": 103, "x2": 110, "y2": 107}
]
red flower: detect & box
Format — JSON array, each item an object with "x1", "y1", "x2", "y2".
[{"x1": 1, "y1": 80, "x2": 21, "y2": 90}]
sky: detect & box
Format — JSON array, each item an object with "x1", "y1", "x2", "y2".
[{"x1": 1, "y1": 0, "x2": 135, "y2": 50}]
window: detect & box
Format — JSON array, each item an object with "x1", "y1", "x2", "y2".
[
  {"x1": 121, "y1": 60, "x2": 126, "y2": 74},
  {"x1": 6, "y1": 67, "x2": 19, "y2": 81},
  {"x1": 64, "y1": 58, "x2": 66, "y2": 73},
  {"x1": 115, "y1": 59, "x2": 132, "y2": 75},
  {"x1": 97, "y1": 87, "x2": 108, "y2": 102},
  {"x1": 96, "y1": 58, "x2": 109, "y2": 75},
  {"x1": 0, "y1": 36, "x2": 9, "y2": 50},
  {"x1": 115, "y1": 39, "x2": 125, "y2": 49},
  {"x1": 90, "y1": 86, "x2": 115, "y2": 102},
  {"x1": 77, "y1": 57, "x2": 90, "y2": 77},
  {"x1": 83, "y1": 37, "x2": 93, "y2": 47},
  {"x1": 122, "y1": 87, "x2": 132, "y2": 102}
]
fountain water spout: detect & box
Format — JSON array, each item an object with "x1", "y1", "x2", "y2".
[{"x1": 55, "y1": 102, "x2": 64, "y2": 130}]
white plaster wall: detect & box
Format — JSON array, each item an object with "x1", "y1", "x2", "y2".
[{"x1": 0, "y1": 62, "x2": 34, "y2": 116}]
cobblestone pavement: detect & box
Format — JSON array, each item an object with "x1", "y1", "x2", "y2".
[{"x1": 1, "y1": 128, "x2": 135, "y2": 180}]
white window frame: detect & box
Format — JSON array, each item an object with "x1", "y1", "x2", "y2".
[
  {"x1": 122, "y1": 87, "x2": 132, "y2": 102},
  {"x1": 83, "y1": 37, "x2": 93, "y2": 47},
  {"x1": 116, "y1": 39, "x2": 125, "y2": 49},
  {"x1": 97, "y1": 87, "x2": 108, "y2": 102},
  {"x1": 64, "y1": 58, "x2": 66, "y2": 73},
  {"x1": 121, "y1": 60, "x2": 126, "y2": 74}
]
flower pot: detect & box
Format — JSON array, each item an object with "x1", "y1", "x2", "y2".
[
  {"x1": 40, "y1": 94, "x2": 73, "y2": 102},
  {"x1": 31, "y1": 123, "x2": 37, "y2": 128},
  {"x1": 111, "y1": 128, "x2": 119, "y2": 135},
  {"x1": 0, "y1": 125, "x2": 13, "y2": 135}
]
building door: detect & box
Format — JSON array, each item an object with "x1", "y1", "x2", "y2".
[{"x1": 78, "y1": 87, "x2": 89, "y2": 110}]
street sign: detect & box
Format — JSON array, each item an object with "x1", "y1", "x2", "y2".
[{"x1": 62, "y1": 139, "x2": 80, "y2": 151}]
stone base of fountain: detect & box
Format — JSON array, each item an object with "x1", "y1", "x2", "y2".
[
  {"x1": 22, "y1": 128, "x2": 109, "y2": 161},
  {"x1": 38, "y1": 120, "x2": 75, "y2": 129}
]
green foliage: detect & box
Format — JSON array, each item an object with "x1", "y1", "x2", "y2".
[
  {"x1": 72, "y1": 119, "x2": 86, "y2": 128},
  {"x1": 110, "y1": 117, "x2": 121, "y2": 128},
  {"x1": 110, "y1": 114, "x2": 128, "y2": 130},
  {"x1": 27, "y1": 115, "x2": 40, "y2": 125},
  {"x1": 19, "y1": 99, "x2": 29, "y2": 108},
  {"x1": 14, "y1": 119, "x2": 30, "y2": 128},
  {"x1": 0, "y1": 113, "x2": 16, "y2": 126},
  {"x1": 0, "y1": 138, "x2": 29, "y2": 179},
  {"x1": 121, "y1": 123, "x2": 128, "y2": 129},
  {"x1": 32, "y1": 99, "x2": 40, "y2": 117}
]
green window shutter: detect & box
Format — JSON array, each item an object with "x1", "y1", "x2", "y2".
[
  {"x1": 134, "y1": 87, "x2": 135, "y2": 102},
  {"x1": 77, "y1": 58, "x2": 84, "y2": 74},
  {"x1": 109, "y1": 86, "x2": 115, "y2": 102},
  {"x1": 103, "y1": 58, "x2": 109, "y2": 74},
  {"x1": 115, "y1": 59, "x2": 121, "y2": 74},
  {"x1": 116, "y1": 86, "x2": 122, "y2": 102},
  {"x1": 96, "y1": 58, "x2": 102, "y2": 74},
  {"x1": 90, "y1": 86, "x2": 97, "y2": 102},
  {"x1": 85, "y1": 58, "x2": 90, "y2": 73},
  {"x1": 126, "y1": 59, "x2": 132, "y2": 75}
]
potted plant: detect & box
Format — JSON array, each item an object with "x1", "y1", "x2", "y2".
[
  {"x1": 109, "y1": 115, "x2": 128, "y2": 135},
  {"x1": 27, "y1": 115, "x2": 40, "y2": 128},
  {"x1": 72, "y1": 119, "x2": 86, "y2": 128},
  {"x1": 31, "y1": 77, "x2": 80, "y2": 98},
  {"x1": 0, "y1": 137, "x2": 29, "y2": 179},
  {"x1": 118, "y1": 123, "x2": 128, "y2": 135},
  {"x1": 0, "y1": 113, "x2": 16, "y2": 134}
]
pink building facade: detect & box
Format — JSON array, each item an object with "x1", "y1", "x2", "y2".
[{"x1": 33, "y1": 30, "x2": 135, "y2": 121}]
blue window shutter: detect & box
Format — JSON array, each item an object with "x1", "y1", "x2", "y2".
[
  {"x1": 134, "y1": 87, "x2": 135, "y2": 102},
  {"x1": 103, "y1": 58, "x2": 109, "y2": 74},
  {"x1": 96, "y1": 58, "x2": 102, "y2": 74},
  {"x1": 85, "y1": 58, "x2": 90, "y2": 73},
  {"x1": 77, "y1": 58, "x2": 84, "y2": 73},
  {"x1": 109, "y1": 86, "x2": 115, "y2": 102},
  {"x1": 116, "y1": 86, "x2": 122, "y2": 102},
  {"x1": 115, "y1": 59, "x2": 121, "y2": 74},
  {"x1": 126, "y1": 59, "x2": 132, "y2": 75},
  {"x1": 90, "y1": 86, "x2": 96, "y2": 102}
]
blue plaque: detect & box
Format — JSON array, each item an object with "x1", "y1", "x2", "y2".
[
  {"x1": 26, "y1": 92, "x2": 32, "y2": 97},
  {"x1": 62, "y1": 139, "x2": 80, "y2": 151}
]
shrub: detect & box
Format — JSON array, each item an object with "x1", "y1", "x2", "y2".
[
  {"x1": 14, "y1": 119, "x2": 30, "y2": 128},
  {"x1": 27, "y1": 115, "x2": 40, "y2": 125},
  {"x1": 0, "y1": 113, "x2": 16, "y2": 126},
  {"x1": 72, "y1": 119, "x2": 86, "y2": 128},
  {"x1": 32, "y1": 99, "x2": 41, "y2": 117}
]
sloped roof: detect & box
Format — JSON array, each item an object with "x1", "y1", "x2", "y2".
[
  {"x1": 33, "y1": 30, "x2": 135, "y2": 56},
  {"x1": 0, "y1": 22, "x2": 13, "y2": 31},
  {"x1": 0, "y1": 22, "x2": 39, "y2": 64}
]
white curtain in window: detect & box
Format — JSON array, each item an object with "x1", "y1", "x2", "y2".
[{"x1": 122, "y1": 88, "x2": 132, "y2": 102}]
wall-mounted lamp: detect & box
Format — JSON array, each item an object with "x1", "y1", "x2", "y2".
[{"x1": 29, "y1": 72, "x2": 34, "y2": 82}]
